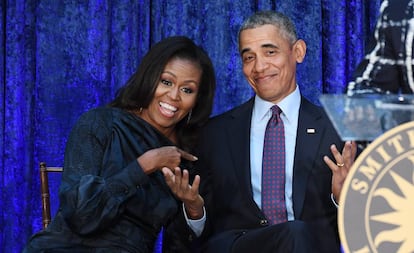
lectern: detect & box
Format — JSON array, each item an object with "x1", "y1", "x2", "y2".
[
  {"x1": 320, "y1": 94, "x2": 414, "y2": 253},
  {"x1": 319, "y1": 94, "x2": 414, "y2": 141}
]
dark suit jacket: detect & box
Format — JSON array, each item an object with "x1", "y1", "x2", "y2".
[{"x1": 194, "y1": 96, "x2": 344, "y2": 251}]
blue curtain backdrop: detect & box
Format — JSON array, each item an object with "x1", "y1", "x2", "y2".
[{"x1": 0, "y1": 0, "x2": 381, "y2": 252}]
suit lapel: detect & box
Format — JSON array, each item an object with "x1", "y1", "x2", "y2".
[
  {"x1": 292, "y1": 98, "x2": 326, "y2": 218},
  {"x1": 225, "y1": 99, "x2": 255, "y2": 197}
]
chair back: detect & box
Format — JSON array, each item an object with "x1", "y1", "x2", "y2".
[{"x1": 39, "y1": 162, "x2": 63, "y2": 229}]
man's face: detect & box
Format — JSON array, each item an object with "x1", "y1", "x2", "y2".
[{"x1": 239, "y1": 24, "x2": 306, "y2": 104}]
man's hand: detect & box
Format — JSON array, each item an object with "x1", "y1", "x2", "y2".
[{"x1": 324, "y1": 141, "x2": 357, "y2": 203}]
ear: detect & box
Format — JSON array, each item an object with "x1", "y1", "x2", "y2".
[{"x1": 293, "y1": 39, "x2": 306, "y2": 63}]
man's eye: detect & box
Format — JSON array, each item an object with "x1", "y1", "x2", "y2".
[
  {"x1": 267, "y1": 50, "x2": 276, "y2": 55},
  {"x1": 161, "y1": 79, "x2": 172, "y2": 86},
  {"x1": 243, "y1": 55, "x2": 255, "y2": 62}
]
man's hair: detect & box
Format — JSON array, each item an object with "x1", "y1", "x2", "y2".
[{"x1": 238, "y1": 10, "x2": 298, "y2": 45}]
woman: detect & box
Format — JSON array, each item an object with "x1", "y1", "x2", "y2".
[{"x1": 24, "y1": 36, "x2": 216, "y2": 253}]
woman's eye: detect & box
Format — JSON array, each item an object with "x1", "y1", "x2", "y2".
[
  {"x1": 181, "y1": 87, "x2": 193, "y2": 94},
  {"x1": 161, "y1": 79, "x2": 173, "y2": 86}
]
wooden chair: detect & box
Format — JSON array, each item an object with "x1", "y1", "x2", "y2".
[{"x1": 39, "y1": 162, "x2": 63, "y2": 229}]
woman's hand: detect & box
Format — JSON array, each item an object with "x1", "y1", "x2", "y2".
[
  {"x1": 162, "y1": 167, "x2": 204, "y2": 219},
  {"x1": 323, "y1": 141, "x2": 358, "y2": 203},
  {"x1": 137, "y1": 146, "x2": 197, "y2": 174}
]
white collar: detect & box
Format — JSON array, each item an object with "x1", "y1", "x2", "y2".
[{"x1": 253, "y1": 86, "x2": 301, "y2": 124}]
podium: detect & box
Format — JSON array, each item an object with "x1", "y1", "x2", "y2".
[
  {"x1": 319, "y1": 94, "x2": 414, "y2": 253},
  {"x1": 319, "y1": 94, "x2": 414, "y2": 141}
]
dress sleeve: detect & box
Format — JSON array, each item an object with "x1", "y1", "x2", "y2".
[
  {"x1": 57, "y1": 109, "x2": 149, "y2": 235},
  {"x1": 347, "y1": 1, "x2": 411, "y2": 95}
]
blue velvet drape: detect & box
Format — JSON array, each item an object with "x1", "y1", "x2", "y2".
[{"x1": 0, "y1": 1, "x2": 381, "y2": 252}]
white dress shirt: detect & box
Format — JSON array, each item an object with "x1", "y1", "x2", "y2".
[{"x1": 250, "y1": 87, "x2": 300, "y2": 221}]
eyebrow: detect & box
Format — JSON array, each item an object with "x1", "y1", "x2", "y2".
[
  {"x1": 162, "y1": 71, "x2": 200, "y2": 85},
  {"x1": 240, "y1": 43, "x2": 278, "y2": 55},
  {"x1": 162, "y1": 71, "x2": 176, "y2": 78}
]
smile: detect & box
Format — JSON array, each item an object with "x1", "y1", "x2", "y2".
[
  {"x1": 254, "y1": 75, "x2": 276, "y2": 85},
  {"x1": 159, "y1": 102, "x2": 178, "y2": 117}
]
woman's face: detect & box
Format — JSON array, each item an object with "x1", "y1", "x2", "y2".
[{"x1": 140, "y1": 57, "x2": 201, "y2": 137}]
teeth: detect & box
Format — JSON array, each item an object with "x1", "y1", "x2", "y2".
[{"x1": 160, "y1": 102, "x2": 177, "y2": 112}]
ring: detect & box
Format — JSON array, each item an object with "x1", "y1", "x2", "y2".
[{"x1": 336, "y1": 162, "x2": 345, "y2": 167}]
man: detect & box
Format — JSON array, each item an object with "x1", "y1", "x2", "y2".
[{"x1": 191, "y1": 10, "x2": 356, "y2": 253}]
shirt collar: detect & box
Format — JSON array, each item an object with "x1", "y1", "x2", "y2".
[{"x1": 253, "y1": 86, "x2": 301, "y2": 124}]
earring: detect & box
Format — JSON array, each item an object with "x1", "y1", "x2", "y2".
[
  {"x1": 186, "y1": 110, "x2": 192, "y2": 124},
  {"x1": 139, "y1": 107, "x2": 143, "y2": 113}
]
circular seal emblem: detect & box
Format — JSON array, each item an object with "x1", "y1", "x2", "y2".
[{"x1": 339, "y1": 121, "x2": 414, "y2": 253}]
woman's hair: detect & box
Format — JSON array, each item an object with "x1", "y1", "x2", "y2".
[
  {"x1": 109, "y1": 36, "x2": 216, "y2": 150},
  {"x1": 238, "y1": 10, "x2": 298, "y2": 46}
]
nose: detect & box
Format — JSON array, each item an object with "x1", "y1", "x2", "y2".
[
  {"x1": 168, "y1": 87, "x2": 180, "y2": 100},
  {"x1": 253, "y1": 56, "x2": 268, "y2": 72}
]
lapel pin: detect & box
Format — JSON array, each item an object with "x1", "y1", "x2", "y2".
[{"x1": 307, "y1": 128, "x2": 315, "y2": 134}]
